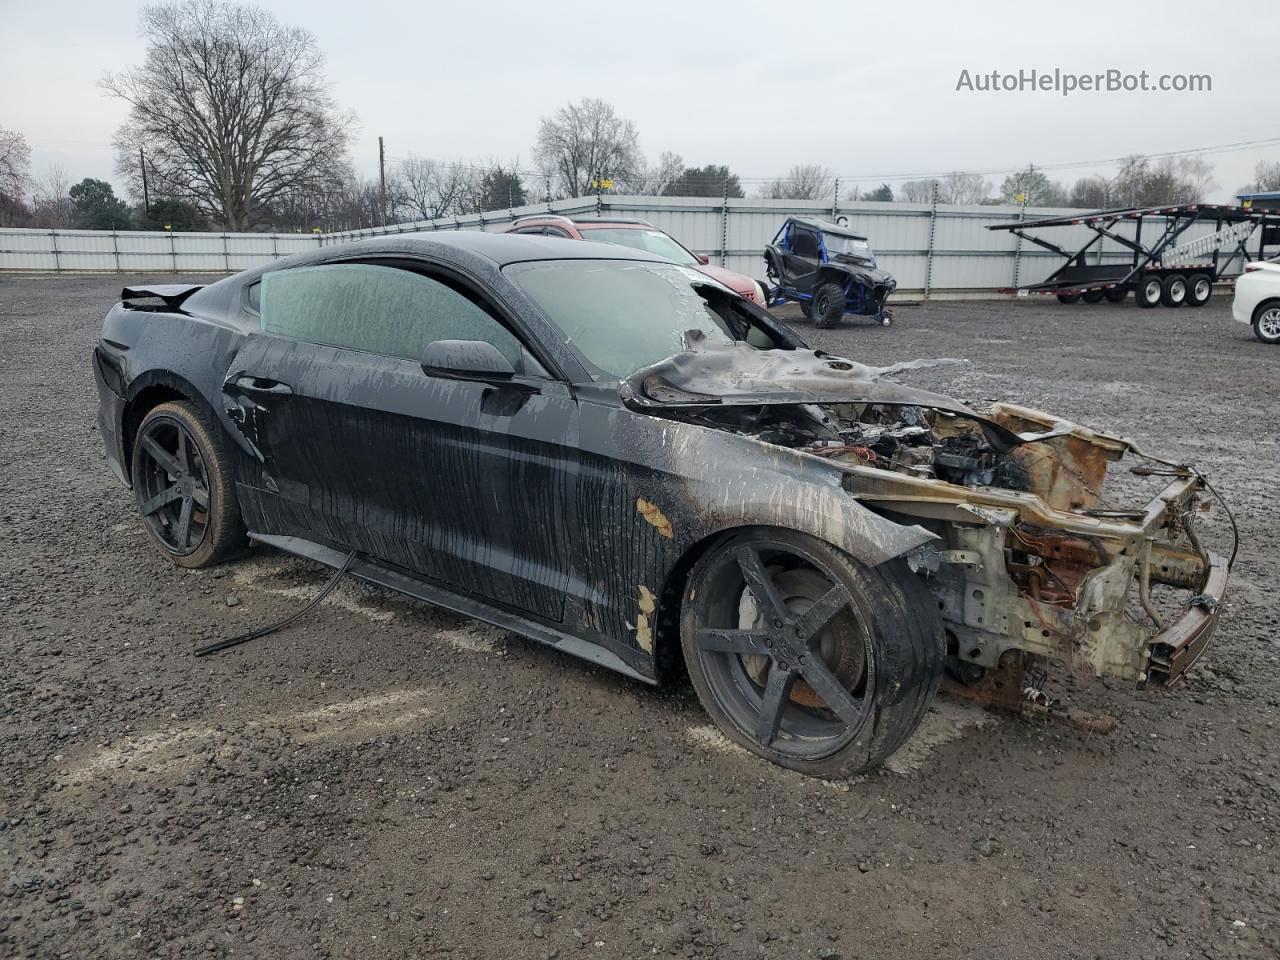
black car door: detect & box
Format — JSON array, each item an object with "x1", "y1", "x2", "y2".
[
  {"x1": 782, "y1": 224, "x2": 823, "y2": 293},
  {"x1": 225, "y1": 260, "x2": 577, "y2": 624}
]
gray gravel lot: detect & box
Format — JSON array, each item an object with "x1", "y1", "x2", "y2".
[{"x1": 1, "y1": 274, "x2": 1277, "y2": 960}]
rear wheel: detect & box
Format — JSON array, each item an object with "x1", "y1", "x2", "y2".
[
  {"x1": 1082, "y1": 290, "x2": 1105, "y2": 304},
  {"x1": 1160, "y1": 274, "x2": 1187, "y2": 307},
  {"x1": 1056, "y1": 293, "x2": 1081, "y2": 304},
  {"x1": 809, "y1": 282, "x2": 846, "y2": 328},
  {"x1": 1136, "y1": 275, "x2": 1163, "y2": 308},
  {"x1": 1253, "y1": 302, "x2": 1280, "y2": 344},
  {"x1": 680, "y1": 529, "x2": 945, "y2": 778},
  {"x1": 1186, "y1": 273, "x2": 1212, "y2": 307},
  {"x1": 131, "y1": 400, "x2": 247, "y2": 568},
  {"x1": 1104, "y1": 288, "x2": 1129, "y2": 303}
]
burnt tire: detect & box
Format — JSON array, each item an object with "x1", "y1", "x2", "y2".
[
  {"x1": 809, "y1": 282, "x2": 846, "y2": 328},
  {"x1": 131, "y1": 400, "x2": 247, "y2": 569},
  {"x1": 1104, "y1": 287, "x2": 1129, "y2": 303},
  {"x1": 1186, "y1": 273, "x2": 1212, "y2": 307},
  {"x1": 1160, "y1": 274, "x2": 1188, "y2": 307},
  {"x1": 1253, "y1": 301, "x2": 1280, "y2": 344},
  {"x1": 1136, "y1": 275, "x2": 1163, "y2": 308},
  {"x1": 680, "y1": 529, "x2": 945, "y2": 779},
  {"x1": 1082, "y1": 290, "x2": 1105, "y2": 304},
  {"x1": 1056, "y1": 293, "x2": 1081, "y2": 304}
]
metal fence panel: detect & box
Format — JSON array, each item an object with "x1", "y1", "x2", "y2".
[{"x1": 1, "y1": 199, "x2": 1261, "y2": 298}]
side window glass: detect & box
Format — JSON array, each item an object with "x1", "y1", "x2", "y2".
[
  {"x1": 259, "y1": 263, "x2": 531, "y2": 372},
  {"x1": 544, "y1": 227, "x2": 572, "y2": 238},
  {"x1": 791, "y1": 229, "x2": 820, "y2": 259},
  {"x1": 246, "y1": 280, "x2": 261, "y2": 313}
]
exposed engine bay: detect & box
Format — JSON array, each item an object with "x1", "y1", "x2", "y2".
[
  {"x1": 624, "y1": 341, "x2": 1234, "y2": 697},
  {"x1": 674, "y1": 400, "x2": 1034, "y2": 490}
]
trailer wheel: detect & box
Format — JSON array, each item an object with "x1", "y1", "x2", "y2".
[
  {"x1": 1056, "y1": 293, "x2": 1081, "y2": 304},
  {"x1": 1082, "y1": 290, "x2": 1105, "y2": 303},
  {"x1": 1136, "y1": 276, "x2": 1163, "y2": 309},
  {"x1": 809, "y1": 282, "x2": 846, "y2": 329},
  {"x1": 1160, "y1": 274, "x2": 1187, "y2": 307},
  {"x1": 1185, "y1": 274, "x2": 1212, "y2": 307},
  {"x1": 1104, "y1": 288, "x2": 1128, "y2": 303}
]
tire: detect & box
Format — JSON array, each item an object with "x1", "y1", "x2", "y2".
[
  {"x1": 1136, "y1": 275, "x2": 1163, "y2": 308},
  {"x1": 1253, "y1": 301, "x2": 1280, "y2": 344},
  {"x1": 680, "y1": 528, "x2": 945, "y2": 779},
  {"x1": 1160, "y1": 274, "x2": 1187, "y2": 307},
  {"x1": 1104, "y1": 288, "x2": 1128, "y2": 303},
  {"x1": 808, "y1": 281, "x2": 846, "y2": 328},
  {"x1": 1185, "y1": 274, "x2": 1212, "y2": 307},
  {"x1": 1056, "y1": 293, "x2": 1081, "y2": 305},
  {"x1": 1082, "y1": 290, "x2": 1105, "y2": 304},
  {"x1": 131, "y1": 400, "x2": 247, "y2": 568}
]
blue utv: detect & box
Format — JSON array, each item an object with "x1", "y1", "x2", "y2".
[{"x1": 763, "y1": 217, "x2": 896, "y2": 327}]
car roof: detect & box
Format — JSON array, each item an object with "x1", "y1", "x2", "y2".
[
  {"x1": 787, "y1": 217, "x2": 868, "y2": 240},
  {"x1": 366, "y1": 230, "x2": 669, "y2": 266}
]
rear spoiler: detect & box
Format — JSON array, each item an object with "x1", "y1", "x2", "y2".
[{"x1": 121, "y1": 283, "x2": 204, "y2": 309}]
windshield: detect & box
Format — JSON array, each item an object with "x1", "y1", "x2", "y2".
[
  {"x1": 578, "y1": 227, "x2": 700, "y2": 266},
  {"x1": 822, "y1": 233, "x2": 875, "y2": 262},
  {"x1": 506, "y1": 260, "x2": 778, "y2": 380}
]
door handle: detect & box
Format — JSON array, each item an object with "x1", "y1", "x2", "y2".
[{"x1": 234, "y1": 375, "x2": 293, "y2": 396}]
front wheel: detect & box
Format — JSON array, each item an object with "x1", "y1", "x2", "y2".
[
  {"x1": 1104, "y1": 287, "x2": 1129, "y2": 303},
  {"x1": 808, "y1": 282, "x2": 846, "y2": 328},
  {"x1": 131, "y1": 400, "x2": 247, "y2": 568},
  {"x1": 1254, "y1": 302, "x2": 1280, "y2": 344},
  {"x1": 680, "y1": 529, "x2": 945, "y2": 778}
]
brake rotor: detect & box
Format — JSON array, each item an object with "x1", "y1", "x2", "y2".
[{"x1": 738, "y1": 568, "x2": 867, "y2": 709}]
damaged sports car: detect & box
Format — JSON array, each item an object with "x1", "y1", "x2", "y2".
[{"x1": 93, "y1": 232, "x2": 1233, "y2": 777}]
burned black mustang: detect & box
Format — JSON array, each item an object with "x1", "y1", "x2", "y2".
[{"x1": 93, "y1": 233, "x2": 1231, "y2": 777}]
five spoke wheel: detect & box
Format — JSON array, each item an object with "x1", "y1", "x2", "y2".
[
  {"x1": 685, "y1": 536, "x2": 876, "y2": 761},
  {"x1": 135, "y1": 416, "x2": 211, "y2": 555}
]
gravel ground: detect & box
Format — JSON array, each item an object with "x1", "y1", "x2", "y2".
[{"x1": 2, "y1": 274, "x2": 1277, "y2": 960}]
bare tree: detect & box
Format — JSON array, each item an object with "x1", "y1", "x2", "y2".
[
  {"x1": 393, "y1": 156, "x2": 481, "y2": 222},
  {"x1": 637, "y1": 151, "x2": 684, "y2": 196},
  {"x1": 30, "y1": 163, "x2": 74, "y2": 228},
  {"x1": 1109, "y1": 154, "x2": 1216, "y2": 206},
  {"x1": 0, "y1": 128, "x2": 31, "y2": 207},
  {"x1": 1241, "y1": 159, "x2": 1280, "y2": 194},
  {"x1": 534, "y1": 98, "x2": 643, "y2": 198},
  {"x1": 759, "y1": 164, "x2": 834, "y2": 200},
  {"x1": 1068, "y1": 175, "x2": 1111, "y2": 209},
  {"x1": 941, "y1": 171, "x2": 991, "y2": 205},
  {"x1": 102, "y1": 0, "x2": 354, "y2": 230},
  {"x1": 899, "y1": 179, "x2": 941, "y2": 203}
]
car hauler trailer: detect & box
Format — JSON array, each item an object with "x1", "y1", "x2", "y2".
[{"x1": 988, "y1": 204, "x2": 1280, "y2": 307}]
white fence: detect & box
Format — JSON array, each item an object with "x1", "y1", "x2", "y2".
[
  {"x1": 0, "y1": 228, "x2": 321, "y2": 274},
  {"x1": 0, "y1": 195, "x2": 1253, "y2": 299}
]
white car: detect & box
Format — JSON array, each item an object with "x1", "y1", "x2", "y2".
[{"x1": 1233, "y1": 258, "x2": 1280, "y2": 343}]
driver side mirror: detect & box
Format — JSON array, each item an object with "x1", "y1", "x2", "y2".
[
  {"x1": 695, "y1": 253, "x2": 710, "y2": 265},
  {"x1": 421, "y1": 339, "x2": 515, "y2": 379}
]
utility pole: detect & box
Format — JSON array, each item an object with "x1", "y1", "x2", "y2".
[
  {"x1": 139, "y1": 146, "x2": 150, "y2": 215},
  {"x1": 377, "y1": 136, "x2": 387, "y2": 227}
]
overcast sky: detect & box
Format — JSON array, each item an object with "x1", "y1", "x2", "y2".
[{"x1": 2, "y1": 0, "x2": 1276, "y2": 202}]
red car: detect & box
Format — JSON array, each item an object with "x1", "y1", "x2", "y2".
[{"x1": 505, "y1": 216, "x2": 766, "y2": 305}]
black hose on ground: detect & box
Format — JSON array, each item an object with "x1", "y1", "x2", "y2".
[{"x1": 194, "y1": 549, "x2": 358, "y2": 657}]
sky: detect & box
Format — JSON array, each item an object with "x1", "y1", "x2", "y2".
[{"x1": 2, "y1": 0, "x2": 1276, "y2": 203}]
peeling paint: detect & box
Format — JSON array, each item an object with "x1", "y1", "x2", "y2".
[
  {"x1": 633, "y1": 585, "x2": 658, "y2": 652},
  {"x1": 636, "y1": 498, "x2": 674, "y2": 539}
]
